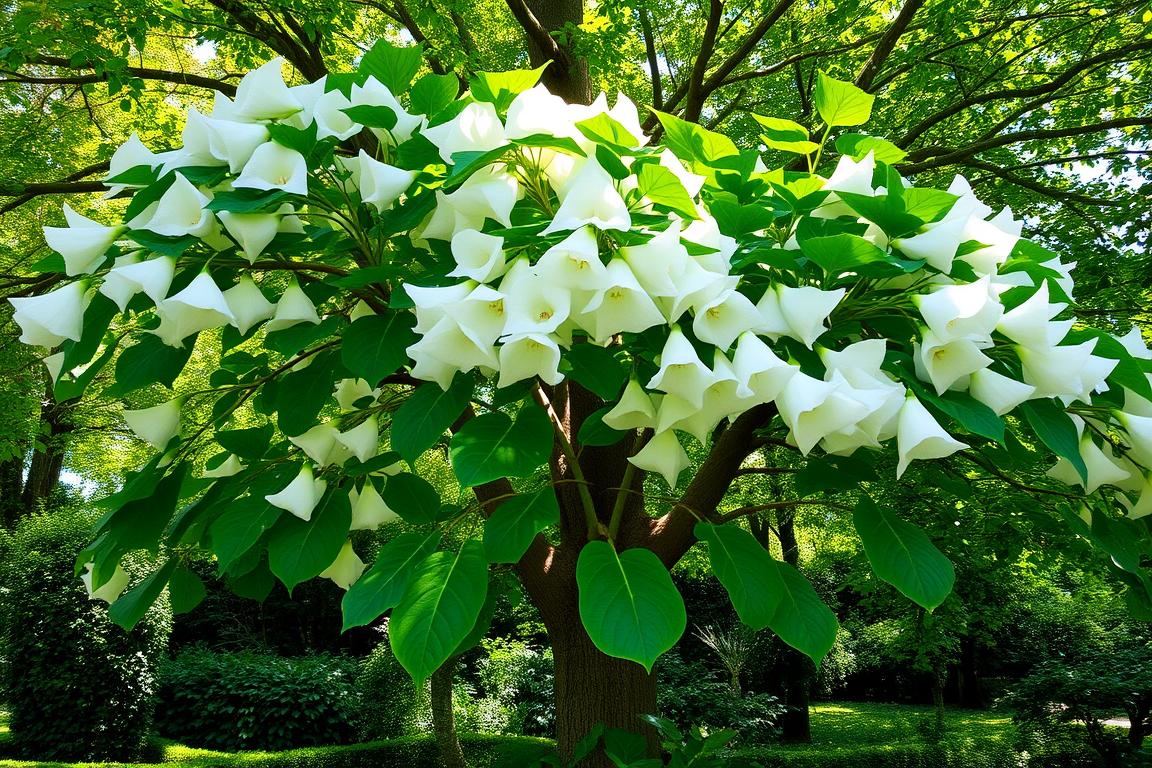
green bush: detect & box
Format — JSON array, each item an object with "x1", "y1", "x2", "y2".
[
  {"x1": 475, "y1": 639, "x2": 555, "y2": 737},
  {"x1": 154, "y1": 648, "x2": 359, "y2": 751},
  {"x1": 354, "y1": 640, "x2": 428, "y2": 740},
  {"x1": 0, "y1": 510, "x2": 172, "y2": 762},
  {"x1": 656, "y1": 651, "x2": 784, "y2": 745}
]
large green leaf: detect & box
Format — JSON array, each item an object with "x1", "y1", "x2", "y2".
[
  {"x1": 342, "y1": 531, "x2": 441, "y2": 630},
  {"x1": 390, "y1": 375, "x2": 474, "y2": 463},
  {"x1": 835, "y1": 133, "x2": 907, "y2": 163},
  {"x1": 694, "y1": 523, "x2": 784, "y2": 630},
  {"x1": 208, "y1": 494, "x2": 282, "y2": 573},
  {"x1": 652, "y1": 109, "x2": 739, "y2": 165},
  {"x1": 390, "y1": 541, "x2": 489, "y2": 683},
  {"x1": 107, "y1": 334, "x2": 195, "y2": 394},
  {"x1": 853, "y1": 497, "x2": 955, "y2": 610},
  {"x1": 755, "y1": 115, "x2": 819, "y2": 155},
  {"x1": 449, "y1": 404, "x2": 552, "y2": 487},
  {"x1": 637, "y1": 163, "x2": 698, "y2": 219},
  {"x1": 267, "y1": 490, "x2": 352, "y2": 593},
  {"x1": 1019, "y1": 399, "x2": 1088, "y2": 482},
  {"x1": 380, "y1": 472, "x2": 444, "y2": 524},
  {"x1": 358, "y1": 39, "x2": 423, "y2": 93},
  {"x1": 484, "y1": 488, "x2": 560, "y2": 564},
  {"x1": 341, "y1": 312, "x2": 417, "y2": 386},
  {"x1": 799, "y1": 233, "x2": 890, "y2": 275},
  {"x1": 274, "y1": 348, "x2": 340, "y2": 436},
  {"x1": 410, "y1": 73, "x2": 459, "y2": 116},
  {"x1": 565, "y1": 344, "x2": 629, "y2": 401},
  {"x1": 576, "y1": 540, "x2": 686, "y2": 673},
  {"x1": 168, "y1": 564, "x2": 207, "y2": 614},
  {"x1": 814, "y1": 72, "x2": 875, "y2": 127},
  {"x1": 767, "y1": 561, "x2": 839, "y2": 666},
  {"x1": 469, "y1": 64, "x2": 548, "y2": 111},
  {"x1": 109, "y1": 559, "x2": 177, "y2": 630}
]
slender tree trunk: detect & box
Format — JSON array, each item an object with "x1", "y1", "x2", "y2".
[
  {"x1": 776, "y1": 507, "x2": 813, "y2": 744},
  {"x1": 957, "y1": 636, "x2": 982, "y2": 708},
  {"x1": 0, "y1": 457, "x2": 24, "y2": 528},
  {"x1": 431, "y1": 660, "x2": 467, "y2": 768},
  {"x1": 931, "y1": 670, "x2": 945, "y2": 736},
  {"x1": 19, "y1": 388, "x2": 74, "y2": 511}
]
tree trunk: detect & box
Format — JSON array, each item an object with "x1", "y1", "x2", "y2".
[
  {"x1": 522, "y1": 0, "x2": 593, "y2": 104},
  {"x1": 776, "y1": 507, "x2": 813, "y2": 744},
  {"x1": 19, "y1": 388, "x2": 74, "y2": 512},
  {"x1": 0, "y1": 457, "x2": 24, "y2": 529},
  {"x1": 957, "y1": 635, "x2": 982, "y2": 708},
  {"x1": 431, "y1": 660, "x2": 467, "y2": 768}
]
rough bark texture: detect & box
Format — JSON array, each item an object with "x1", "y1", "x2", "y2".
[
  {"x1": 521, "y1": 0, "x2": 593, "y2": 104},
  {"x1": 20, "y1": 391, "x2": 73, "y2": 512},
  {"x1": 0, "y1": 457, "x2": 24, "y2": 528},
  {"x1": 431, "y1": 661, "x2": 467, "y2": 768},
  {"x1": 776, "y1": 507, "x2": 814, "y2": 744}
]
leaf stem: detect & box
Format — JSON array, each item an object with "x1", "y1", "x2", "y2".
[{"x1": 531, "y1": 384, "x2": 602, "y2": 540}]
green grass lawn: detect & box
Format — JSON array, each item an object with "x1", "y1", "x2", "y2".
[{"x1": 805, "y1": 701, "x2": 1015, "y2": 746}]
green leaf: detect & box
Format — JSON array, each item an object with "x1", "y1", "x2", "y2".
[
  {"x1": 106, "y1": 333, "x2": 195, "y2": 395},
  {"x1": 595, "y1": 144, "x2": 630, "y2": 180},
  {"x1": 898, "y1": 373, "x2": 1005, "y2": 443},
  {"x1": 358, "y1": 39, "x2": 423, "y2": 93},
  {"x1": 576, "y1": 113, "x2": 639, "y2": 151},
  {"x1": 814, "y1": 71, "x2": 875, "y2": 127},
  {"x1": 652, "y1": 109, "x2": 739, "y2": 165},
  {"x1": 267, "y1": 489, "x2": 353, "y2": 593},
  {"x1": 709, "y1": 198, "x2": 780, "y2": 236},
  {"x1": 576, "y1": 406, "x2": 630, "y2": 447},
  {"x1": 794, "y1": 454, "x2": 878, "y2": 496},
  {"x1": 94, "y1": 463, "x2": 187, "y2": 561},
  {"x1": 341, "y1": 312, "x2": 417, "y2": 386},
  {"x1": 215, "y1": 424, "x2": 274, "y2": 461},
  {"x1": 169, "y1": 564, "x2": 207, "y2": 614},
  {"x1": 565, "y1": 344, "x2": 629, "y2": 400},
  {"x1": 380, "y1": 472, "x2": 444, "y2": 524},
  {"x1": 391, "y1": 376, "x2": 475, "y2": 463},
  {"x1": 767, "y1": 561, "x2": 839, "y2": 666},
  {"x1": 342, "y1": 531, "x2": 441, "y2": 630},
  {"x1": 109, "y1": 560, "x2": 176, "y2": 630},
  {"x1": 126, "y1": 229, "x2": 198, "y2": 257},
  {"x1": 340, "y1": 105, "x2": 397, "y2": 130},
  {"x1": 208, "y1": 494, "x2": 282, "y2": 573},
  {"x1": 576, "y1": 541, "x2": 685, "y2": 673},
  {"x1": 267, "y1": 315, "x2": 344, "y2": 357},
  {"x1": 512, "y1": 133, "x2": 587, "y2": 156},
  {"x1": 694, "y1": 523, "x2": 784, "y2": 630},
  {"x1": 637, "y1": 163, "x2": 698, "y2": 219},
  {"x1": 105, "y1": 163, "x2": 158, "y2": 186},
  {"x1": 853, "y1": 496, "x2": 955, "y2": 610},
  {"x1": 205, "y1": 188, "x2": 291, "y2": 213},
  {"x1": 469, "y1": 64, "x2": 549, "y2": 111},
  {"x1": 410, "y1": 73, "x2": 459, "y2": 116},
  {"x1": 835, "y1": 134, "x2": 907, "y2": 164},
  {"x1": 450, "y1": 404, "x2": 552, "y2": 487},
  {"x1": 799, "y1": 233, "x2": 890, "y2": 275},
  {"x1": 274, "y1": 348, "x2": 339, "y2": 436},
  {"x1": 901, "y1": 188, "x2": 957, "y2": 223},
  {"x1": 390, "y1": 541, "x2": 489, "y2": 683},
  {"x1": 1019, "y1": 399, "x2": 1088, "y2": 482},
  {"x1": 754, "y1": 115, "x2": 819, "y2": 155},
  {"x1": 484, "y1": 488, "x2": 560, "y2": 564}
]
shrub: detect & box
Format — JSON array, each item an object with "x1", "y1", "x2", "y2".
[
  {"x1": 355, "y1": 639, "x2": 429, "y2": 740},
  {"x1": 155, "y1": 648, "x2": 359, "y2": 751},
  {"x1": 0, "y1": 510, "x2": 172, "y2": 762},
  {"x1": 476, "y1": 639, "x2": 555, "y2": 737},
  {"x1": 656, "y1": 651, "x2": 783, "y2": 746}
]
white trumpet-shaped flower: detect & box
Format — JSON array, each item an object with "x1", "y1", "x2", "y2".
[
  {"x1": 181, "y1": 108, "x2": 269, "y2": 172},
  {"x1": 1117, "y1": 326, "x2": 1152, "y2": 360},
  {"x1": 265, "y1": 464, "x2": 327, "y2": 521},
  {"x1": 9, "y1": 280, "x2": 90, "y2": 347},
  {"x1": 542, "y1": 158, "x2": 631, "y2": 235},
  {"x1": 969, "y1": 368, "x2": 1035, "y2": 416},
  {"x1": 266, "y1": 281, "x2": 321, "y2": 333},
  {"x1": 647, "y1": 326, "x2": 718, "y2": 408},
  {"x1": 913, "y1": 276, "x2": 1002, "y2": 343},
  {"x1": 218, "y1": 210, "x2": 282, "y2": 262},
  {"x1": 349, "y1": 77, "x2": 424, "y2": 145},
  {"x1": 577, "y1": 259, "x2": 665, "y2": 342},
  {"x1": 43, "y1": 351, "x2": 66, "y2": 384},
  {"x1": 408, "y1": 315, "x2": 499, "y2": 388},
  {"x1": 349, "y1": 481, "x2": 400, "y2": 530},
  {"x1": 419, "y1": 165, "x2": 520, "y2": 240},
  {"x1": 996, "y1": 282, "x2": 1070, "y2": 348},
  {"x1": 204, "y1": 453, "x2": 245, "y2": 478},
  {"x1": 336, "y1": 415, "x2": 379, "y2": 464},
  {"x1": 776, "y1": 371, "x2": 870, "y2": 454},
  {"x1": 498, "y1": 333, "x2": 564, "y2": 388},
  {"x1": 234, "y1": 142, "x2": 309, "y2": 197},
  {"x1": 230, "y1": 57, "x2": 303, "y2": 121},
  {"x1": 130, "y1": 173, "x2": 217, "y2": 239},
  {"x1": 628, "y1": 429, "x2": 691, "y2": 489},
  {"x1": 44, "y1": 204, "x2": 124, "y2": 276},
  {"x1": 1118, "y1": 411, "x2": 1152, "y2": 467},
  {"x1": 335, "y1": 378, "x2": 377, "y2": 411},
  {"x1": 355, "y1": 150, "x2": 416, "y2": 212},
  {"x1": 100, "y1": 255, "x2": 175, "y2": 312},
  {"x1": 104, "y1": 133, "x2": 159, "y2": 196},
  {"x1": 310, "y1": 87, "x2": 362, "y2": 141},
  {"x1": 81, "y1": 562, "x2": 131, "y2": 603},
  {"x1": 620, "y1": 223, "x2": 690, "y2": 298},
  {"x1": 424, "y1": 101, "x2": 506, "y2": 163},
  {"x1": 289, "y1": 423, "x2": 342, "y2": 466},
  {"x1": 441, "y1": 284, "x2": 508, "y2": 346},
  {"x1": 500, "y1": 259, "x2": 572, "y2": 336},
  {"x1": 223, "y1": 276, "x2": 276, "y2": 335},
  {"x1": 153, "y1": 271, "x2": 235, "y2": 346},
  {"x1": 892, "y1": 216, "x2": 968, "y2": 272},
  {"x1": 914, "y1": 328, "x2": 992, "y2": 395},
  {"x1": 692, "y1": 287, "x2": 762, "y2": 351},
  {"x1": 536, "y1": 227, "x2": 607, "y2": 290},
  {"x1": 407, "y1": 281, "x2": 475, "y2": 333},
  {"x1": 895, "y1": 394, "x2": 968, "y2": 478},
  {"x1": 757, "y1": 285, "x2": 845, "y2": 348},
  {"x1": 732, "y1": 332, "x2": 798, "y2": 402},
  {"x1": 449, "y1": 229, "x2": 507, "y2": 283},
  {"x1": 1017, "y1": 340, "x2": 1101, "y2": 403},
  {"x1": 505, "y1": 85, "x2": 580, "y2": 140},
  {"x1": 823, "y1": 152, "x2": 876, "y2": 196},
  {"x1": 1047, "y1": 435, "x2": 1132, "y2": 494},
  {"x1": 123, "y1": 398, "x2": 182, "y2": 450},
  {"x1": 319, "y1": 540, "x2": 367, "y2": 590},
  {"x1": 603, "y1": 378, "x2": 657, "y2": 430}
]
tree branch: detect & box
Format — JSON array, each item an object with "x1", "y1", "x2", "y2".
[
  {"x1": 636, "y1": 5, "x2": 663, "y2": 111},
  {"x1": 504, "y1": 0, "x2": 568, "y2": 65},
  {"x1": 21, "y1": 56, "x2": 238, "y2": 95},
  {"x1": 0, "y1": 161, "x2": 110, "y2": 214},
  {"x1": 964, "y1": 159, "x2": 1126, "y2": 206},
  {"x1": 854, "y1": 0, "x2": 925, "y2": 92},
  {"x1": 683, "y1": 0, "x2": 724, "y2": 123}
]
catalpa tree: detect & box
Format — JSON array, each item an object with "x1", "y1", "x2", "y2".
[{"x1": 9, "y1": 42, "x2": 1152, "y2": 760}]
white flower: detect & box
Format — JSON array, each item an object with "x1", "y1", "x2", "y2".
[
  {"x1": 335, "y1": 378, "x2": 377, "y2": 411},
  {"x1": 627, "y1": 429, "x2": 691, "y2": 489},
  {"x1": 542, "y1": 157, "x2": 631, "y2": 235},
  {"x1": 1117, "y1": 326, "x2": 1152, "y2": 360},
  {"x1": 349, "y1": 482, "x2": 400, "y2": 530},
  {"x1": 892, "y1": 217, "x2": 968, "y2": 272},
  {"x1": 621, "y1": 223, "x2": 691, "y2": 298},
  {"x1": 233, "y1": 142, "x2": 309, "y2": 197},
  {"x1": 823, "y1": 152, "x2": 876, "y2": 196},
  {"x1": 9, "y1": 280, "x2": 90, "y2": 347},
  {"x1": 204, "y1": 453, "x2": 245, "y2": 478},
  {"x1": 757, "y1": 285, "x2": 845, "y2": 348},
  {"x1": 969, "y1": 368, "x2": 1035, "y2": 416},
  {"x1": 265, "y1": 464, "x2": 327, "y2": 521},
  {"x1": 129, "y1": 173, "x2": 218, "y2": 240},
  {"x1": 181, "y1": 108, "x2": 270, "y2": 172},
  {"x1": 230, "y1": 57, "x2": 303, "y2": 121},
  {"x1": 996, "y1": 282, "x2": 1071, "y2": 348},
  {"x1": 913, "y1": 276, "x2": 1001, "y2": 343},
  {"x1": 692, "y1": 286, "x2": 762, "y2": 351},
  {"x1": 442, "y1": 284, "x2": 508, "y2": 346},
  {"x1": 223, "y1": 276, "x2": 276, "y2": 335},
  {"x1": 1017, "y1": 341, "x2": 1100, "y2": 403},
  {"x1": 423, "y1": 101, "x2": 506, "y2": 163},
  {"x1": 266, "y1": 281, "x2": 321, "y2": 333},
  {"x1": 449, "y1": 229, "x2": 507, "y2": 283},
  {"x1": 500, "y1": 259, "x2": 572, "y2": 336},
  {"x1": 681, "y1": 215, "x2": 737, "y2": 273},
  {"x1": 100, "y1": 255, "x2": 175, "y2": 311},
  {"x1": 153, "y1": 271, "x2": 235, "y2": 347},
  {"x1": 336, "y1": 415, "x2": 379, "y2": 463},
  {"x1": 658, "y1": 149, "x2": 706, "y2": 199},
  {"x1": 498, "y1": 333, "x2": 564, "y2": 388},
  {"x1": 218, "y1": 210, "x2": 282, "y2": 262},
  {"x1": 311, "y1": 87, "x2": 362, "y2": 141},
  {"x1": 535, "y1": 227, "x2": 607, "y2": 291},
  {"x1": 505, "y1": 85, "x2": 579, "y2": 140},
  {"x1": 123, "y1": 398, "x2": 182, "y2": 450},
  {"x1": 319, "y1": 540, "x2": 367, "y2": 590},
  {"x1": 914, "y1": 328, "x2": 992, "y2": 395},
  {"x1": 350, "y1": 77, "x2": 424, "y2": 145},
  {"x1": 44, "y1": 204, "x2": 124, "y2": 276},
  {"x1": 776, "y1": 371, "x2": 870, "y2": 454},
  {"x1": 43, "y1": 351, "x2": 66, "y2": 384},
  {"x1": 732, "y1": 332, "x2": 798, "y2": 402},
  {"x1": 408, "y1": 315, "x2": 499, "y2": 388},
  {"x1": 577, "y1": 259, "x2": 665, "y2": 342},
  {"x1": 289, "y1": 423, "x2": 342, "y2": 465},
  {"x1": 81, "y1": 562, "x2": 131, "y2": 603},
  {"x1": 103, "y1": 133, "x2": 160, "y2": 197},
  {"x1": 958, "y1": 209, "x2": 1020, "y2": 275},
  {"x1": 1047, "y1": 435, "x2": 1132, "y2": 494},
  {"x1": 418, "y1": 165, "x2": 520, "y2": 240},
  {"x1": 603, "y1": 379, "x2": 657, "y2": 430},
  {"x1": 895, "y1": 394, "x2": 967, "y2": 478},
  {"x1": 647, "y1": 326, "x2": 718, "y2": 408},
  {"x1": 1118, "y1": 411, "x2": 1152, "y2": 467},
  {"x1": 407, "y1": 281, "x2": 475, "y2": 333}
]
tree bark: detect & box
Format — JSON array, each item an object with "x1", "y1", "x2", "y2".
[
  {"x1": 514, "y1": 0, "x2": 593, "y2": 104},
  {"x1": 431, "y1": 660, "x2": 467, "y2": 768},
  {"x1": 776, "y1": 507, "x2": 813, "y2": 744},
  {"x1": 20, "y1": 389, "x2": 74, "y2": 512},
  {"x1": 0, "y1": 457, "x2": 24, "y2": 529}
]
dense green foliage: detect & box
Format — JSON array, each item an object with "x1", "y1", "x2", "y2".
[
  {"x1": 0, "y1": 511, "x2": 171, "y2": 762},
  {"x1": 154, "y1": 649, "x2": 360, "y2": 751},
  {"x1": 354, "y1": 640, "x2": 428, "y2": 740}
]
